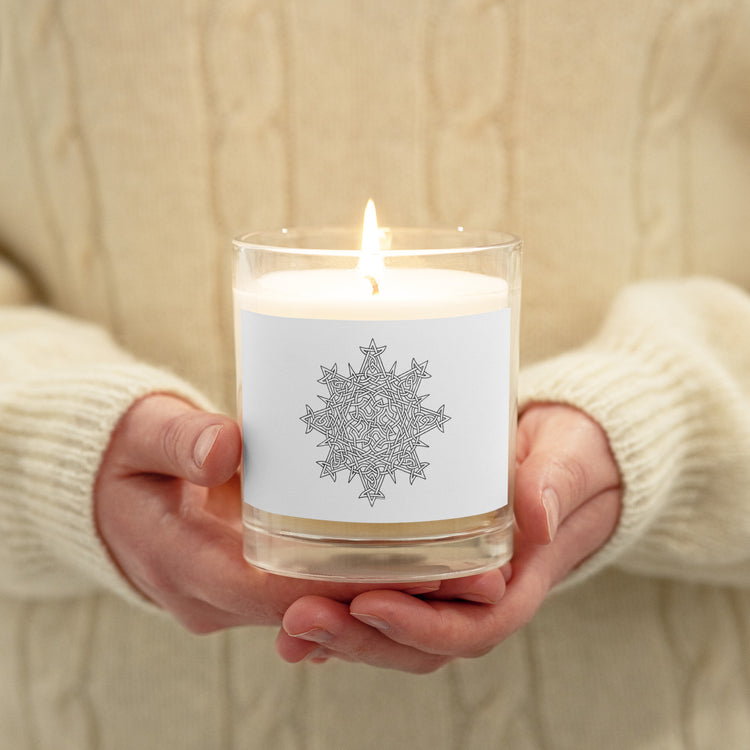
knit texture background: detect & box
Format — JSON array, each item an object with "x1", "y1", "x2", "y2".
[{"x1": 1, "y1": 1, "x2": 749, "y2": 748}]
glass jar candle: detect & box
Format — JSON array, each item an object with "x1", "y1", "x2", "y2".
[{"x1": 232, "y1": 217, "x2": 521, "y2": 582}]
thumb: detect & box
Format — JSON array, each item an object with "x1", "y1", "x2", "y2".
[
  {"x1": 109, "y1": 394, "x2": 242, "y2": 486},
  {"x1": 514, "y1": 404, "x2": 620, "y2": 545}
]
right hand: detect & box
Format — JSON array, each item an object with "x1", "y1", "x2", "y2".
[
  {"x1": 93, "y1": 394, "x2": 506, "y2": 636},
  {"x1": 275, "y1": 403, "x2": 621, "y2": 672}
]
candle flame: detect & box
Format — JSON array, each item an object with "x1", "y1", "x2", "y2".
[{"x1": 358, "y1": 199, "x2": 385, "y2": 294}]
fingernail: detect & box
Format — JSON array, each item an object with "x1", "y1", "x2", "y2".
[
  {"x1": 303, "y1": 646, "x2": 331, "y2": 663},
  {"x1": 501, "y1": 563, "x2": 513, "y2": 583},
  {"x1": 541, "y1": 487, "x2": 560, "y2": 542},
  {"x1": 459, "y1": 592, "x2": 495, "y2": 604},
  {"x1": 194, "y1": 425, "x2": 222, "y2": 468},
  {"x1": 403, "y1": 583, "x2": 440, "y2": 596},
  {"x1": 351, "y1": 613, "x2": 390, "y2": 632},
  {"x1": 288, "y1": 627, "x2": 333, "y2": 644}
]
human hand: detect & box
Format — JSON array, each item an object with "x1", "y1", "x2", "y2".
[
  {"x1": 94, "y1": 395, "x2": 506, "y2": 633},
  {"x1": 276, "y1": 403, "x2": 622, "y2": 672}
]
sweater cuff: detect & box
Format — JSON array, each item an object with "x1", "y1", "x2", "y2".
[
  {"x1": 1, "y1": 360, "x2": 214, "y2": 611},
  {"x1": 518, "y1": 335, "x2": 706, "y2": 589}
]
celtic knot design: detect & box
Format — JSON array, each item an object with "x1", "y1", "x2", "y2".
[{"x1": 300, "y1": 340, "x2": 450, "y2": 507}]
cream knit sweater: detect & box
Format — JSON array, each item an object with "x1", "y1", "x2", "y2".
[{"x1": 2, "y1": 1, "x2": 750, "y2": 748}]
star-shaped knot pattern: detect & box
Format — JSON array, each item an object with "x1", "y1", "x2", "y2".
[{"x1": 300, "y1": 340, "x2": 451, "y2": 507}]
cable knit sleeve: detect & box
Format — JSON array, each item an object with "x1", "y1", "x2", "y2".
[
  {"x1": 0, "y1": 298, "x2": 214, "y2": 606},
  {"x1": 520, "y1": 276, "x2": 750, "y2": 589}
]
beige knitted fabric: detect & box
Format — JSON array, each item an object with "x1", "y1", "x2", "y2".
[{"x1": 1, "y1": 1, "x2": 750, "y2": 748}]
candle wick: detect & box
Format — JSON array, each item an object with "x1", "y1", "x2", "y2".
[{"x1": 365, "y1": 275, "x2": 379, "y2": 295}]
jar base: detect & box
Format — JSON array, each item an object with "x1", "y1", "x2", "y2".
[{"x1": 242, "y1": 517, "x2": 513, "y2": 583}]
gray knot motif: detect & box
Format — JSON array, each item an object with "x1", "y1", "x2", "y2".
[{"x1": 300, "y1": 340, "x2": 451, "y2": 507}]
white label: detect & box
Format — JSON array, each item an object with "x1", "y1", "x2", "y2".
[{"x1": 240, "y1": 309, "x2": 511, "y2": 523}]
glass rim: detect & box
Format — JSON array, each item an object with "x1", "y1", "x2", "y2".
[{"x1": 233, "y1": 226, "x2": 521, "y2": 258}]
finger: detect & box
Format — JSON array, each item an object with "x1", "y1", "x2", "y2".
[
  {"x1": 345, "y1": 489, "x2": 620, "y2": 658},
  {"x1": 348, "y1": 590, "x2": 513, "y2": 659},
  {"x1": 347, "y1": 564, "x2": 540, "y2": 659},
  {"x1": 279, "y1": 596, "x2": 450, "y2": 673},
  {"x1": 514, "y1": 405, "x2": 620, "y2": 544},
  {"x1": 153, "y1": 591, "x2": 256, "y2": 634},
  {"x1": 543, "y1": 486, "x2": 622, "y2": 587},
  {"x1": 422, "y1": 568, "x2": 508, "y2": 603},
  {"x1": 274, "y1": 636, "x2": 349, "y2": 665},
  {"x1": 112, "y1": 394, "x2": 242, "y2": 485},
  {"x1": 121, "y1": 480, "x2": 441, "y2": 629},
  {"x1": 199, "y1": 472, "x2": 244, "y2": 529},
  {"x1": 99, "y1": 471, "x2": 283, "y2": 628},
  {"x1": 117, "y1": 483, "x2": 276, "y2": 623}
]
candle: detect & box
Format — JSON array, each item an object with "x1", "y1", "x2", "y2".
[{"x1": 232, "y1": 206, "x2": 522, "y2": 582}]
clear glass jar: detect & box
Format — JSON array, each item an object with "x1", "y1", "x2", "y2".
[{"x1": 233, "y1": 226, "x2": 522, "y2": 582}]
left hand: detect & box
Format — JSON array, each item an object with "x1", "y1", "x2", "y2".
[
  {"x1": 275, "y1": 403, "x2": 622, "y2": 672},
  {"x1": 94, "y1": 395, "x2": 499, "y2": 633}
]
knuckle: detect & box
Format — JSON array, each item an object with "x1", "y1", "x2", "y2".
[
  {"x1": 160, "y1": 414, "x2": 191, "y2": 471},
  {"x1": 177, "y1": 613, "x2": 224, "y2": 635},
  {"x1": 176, "y1": 498, "x2": 203, "y2": 526},
  {"x1": 435, "y1": 614, "x2": 486, "y2": 661},
  {"x1": 550, "y1": 453, "x2": 588, "y2": 503},
  {"x1": 466, "y1": 642, "x2": 497, "y2": 660},
  {"x1": 131, "y1": 530, "x2": 184, "y2": 599},
  {"x1": 133, "y1": 561, "x2": 180, "y2": 599},
  {"x1": 409, "y1": 655, "x2": 451, "y2": 674}
]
